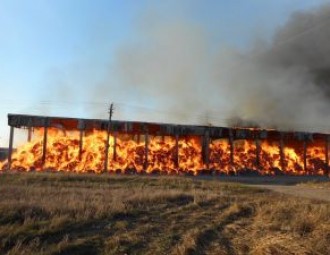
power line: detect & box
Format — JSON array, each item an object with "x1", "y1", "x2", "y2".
[{"x1": 0, "y1": 100, "x2": 330, "y2": 132}]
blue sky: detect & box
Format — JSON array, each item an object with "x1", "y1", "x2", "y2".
[{"x1": 0, "y1": 0, "x2": 329, "y2": 145}]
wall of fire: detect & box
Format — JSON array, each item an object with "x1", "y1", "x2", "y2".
[{"x1": 2, "y1": 114, "x2": 329, "y2": 175}]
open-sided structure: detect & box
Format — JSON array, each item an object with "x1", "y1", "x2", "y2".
[{"x1": 2, "y1": 113, "x2": 329, "y2": 175}]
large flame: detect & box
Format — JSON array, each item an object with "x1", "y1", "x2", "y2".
[{"x1": 0, "y1": 128, "x2": 327, "y2": 175}]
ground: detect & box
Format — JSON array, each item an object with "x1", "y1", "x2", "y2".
[
  {"x1": 0, "y1": 172, "x2": 329, "y2": 255},
  {"x1": 253, "y1": 184, "x2": 330, "y2": 202}
]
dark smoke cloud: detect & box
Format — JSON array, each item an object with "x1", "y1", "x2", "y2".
[
  {"x1": 265, "y1": 4, "x2": 330, "y2": 94},
  {"x1": 225, "y1": 3, "x2": 330, "y2": 131}
]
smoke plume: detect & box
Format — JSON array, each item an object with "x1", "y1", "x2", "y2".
[{"x1": 104, "y1": 4, "x2": 330, "y2": 132}]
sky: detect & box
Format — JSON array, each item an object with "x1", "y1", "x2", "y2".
[{"x1": 0, "y1": 0, "x2": 329, "y2": 146}]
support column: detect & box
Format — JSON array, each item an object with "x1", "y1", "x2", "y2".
[
  {"x1": 113, "y1": 131, "x2": 117, "y2": 161},
  {"x1": 325, "y1": 135, "x2": 329, "y2": 175},
  {"x1": 104, "y1": 104, "x2": 114, "y2": 173},
  {"x1": 175, "y1": 134, "x2": 179, "y2": 169},
  {"x1": 7, "y1": 126, "x2": 14, "y2": 170},
  {"x1": 144, "y1": 133, "x2": 149, "y2": 170},
  {"x1": 42, "y1": 125, "x2": 48, "y2": 167},
  {"x1": 255, "y1": 137, "x2": 261, "y2": 170},
  {"x1": 229, "y1": 130, "x2": 234, "y2": 170},
  {"x1": 303, "y1": 138, "x2": 307, "y2": 173},
  {"x1": 27, "y1": 127, "x2": 32, "y2": 142},
  {"x1": 202, "y1": 130, "x2": 210, "y2": 170},
  {"x1": 104, "y1": 130, "x2": 111, "y2": 172},
  {"x1": 79, "y1": 129, "x2": 84, "y2": 161},
  {"x1": 279, "y1": 133, "x2": 285, "y2": 172}
]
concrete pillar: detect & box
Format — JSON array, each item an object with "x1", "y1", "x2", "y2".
[
  {"x1": 279, "y1": 133, "x2": 285, "y2": 171},
  {"x1": 42, "y1": 126, "x2": 48, "y2": 167},
  {"x1": 229, "y1": 130, "x2": 234, "y2": 169},
  {"x1": 202, "y1": 130, "x2": 210, "y2": 169},
  {"x1": 79, "y1": 129, "x2": 84, "y2": 161},
  {"x1": 255, "y1": 137, "x2": 261, "y2": 170},
  {"x1": 175, "y1": 134, "x2": 179, "y2": 168},
  {"x1": 27, "y1": 127, "x2": 32, "y2": 142},
  {"x1": 144, "y1": 133, "x2": 149, "y2": 170},
  {"x1": 113, "y1": 131, "x2": 117, "y2": 161},
  {"x1": 104, "y1": 129, "x2": 111, "y2": 172},
  {"x1": 325, "y1": 135, "x2": 329, "y2": 175},
  {"x1": 7, "y1": 126, "x2": 14, "y2": 170},
  {"x1": 303, "y1": 138, "x2": 307, "y2": 173}
]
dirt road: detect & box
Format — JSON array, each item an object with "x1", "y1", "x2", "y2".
[
  {"x1": 199, "y1": 176, "x2": 330, "y2": 202},
  {"x1": 252, "y1": 184, "x2": 330, "y2": 202}
]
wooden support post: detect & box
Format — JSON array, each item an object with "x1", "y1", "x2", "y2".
[
  {"x1": 137, "y1": 134, "x2": 141, "y2": 144},
  {"x1": 79, "y1": 129, "x2": 84, "y2": 161},
  {"x1": 7, "y1": 126, "x2": 14, "y2": 170},
  {"x1": 279, "y1": 133, "x2": 285, "y2": 171},
  {"x1": 27, "y1": 127, "x2": 32, "y2": 142},
  {"x1": 325, "y1": 135, "x2": 329, "y2": 175},
  {"x1": 144, "y1": 133, "x2": 149, "y2": 170},
  {"x1": 175, "y1": 134, "x2": 179, "y2": 168},
  {"x1": 229, "y1": 130, "x2": 234, "y2": 170},
  {"x1": 113, "y1": 132, "x2": 117, "y2": 161},
  {"x1": 303, "y1": 138, "x2": 307, "y2": 173},
  {"x1": 42, "y1": 125, "x2": 48, "y2": 167}
]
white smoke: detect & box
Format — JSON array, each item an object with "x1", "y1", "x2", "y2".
[{"x1": 104, "y1": 3, "x2": 330, "y2": 132}]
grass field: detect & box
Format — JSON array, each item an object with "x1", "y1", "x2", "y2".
[{"x1": 0, "y1": 173, "x2": 329, "y2": 255}]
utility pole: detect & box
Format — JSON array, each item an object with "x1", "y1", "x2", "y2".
[{"x1": 104, "y1": 103, "x2": 114, "y2": 172}]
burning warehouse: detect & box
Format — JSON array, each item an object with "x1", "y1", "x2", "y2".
[{"x1": 0, "y1": 113, "x2": 329, "y2": 176}]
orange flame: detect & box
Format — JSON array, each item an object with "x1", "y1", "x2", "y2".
[{"x1": 0, "y1": 128, "x2": 327, "y2": 175}]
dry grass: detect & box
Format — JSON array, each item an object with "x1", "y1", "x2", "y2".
[{"x1": 0, "y1": 172, "x2": 329, "y2": 255}]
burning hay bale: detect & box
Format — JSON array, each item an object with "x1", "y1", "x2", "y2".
[{"x1": 0, "y1": 114, "x2": 329, "y2": 176}]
